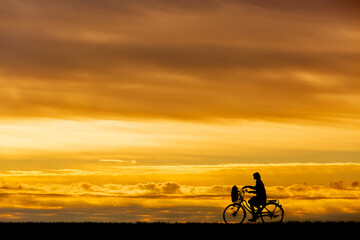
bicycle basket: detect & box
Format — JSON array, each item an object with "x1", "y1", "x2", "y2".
[{"x1": 231, "y1": 185, "x2": 239, "y2": 202}]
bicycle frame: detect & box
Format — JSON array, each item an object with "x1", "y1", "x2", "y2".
[
  {"x1": 239, "y1": 196, "x2": 252, "y2": 213},
  {"x1": 238, "y1": 190, "x2": 255, "y2": 213}
]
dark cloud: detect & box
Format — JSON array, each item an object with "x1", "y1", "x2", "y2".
[
  {"x1": 330, "y1": 180, "x2": 360, "y2": 190},
  {"x1": 351, "y1": 181, "x2": 360, "y2": 188},
  {"x1": 1, "y1": 0, "x2": 359, "y2": 121},
  {"x1": 240, "y1": 0, "x2": 360, "y2": 16},
  {"x1": 136, "y1": 182, "x2": 182, "y2": 194}
]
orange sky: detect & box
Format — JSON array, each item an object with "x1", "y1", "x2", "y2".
[{"x1": 0, "y1": 0, "x2": 360, "y2": 222}]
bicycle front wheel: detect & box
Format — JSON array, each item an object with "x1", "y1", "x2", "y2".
[
  {"x1": 260, "y1": 202, "x2": 284, "y2": 223},
  {"x1": 223, "y1": 203, "x2": 246, "y2": 224}
]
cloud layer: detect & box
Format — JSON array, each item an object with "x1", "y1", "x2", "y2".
[
  {"x1": 1, "y1": 179, "x2": 360, "y2": 222},
  {"x1": 1, "y1": 0, "x2": 359, "y2": 121},
  {"x1": 0, "y1": 163, "x2": 359, "y2": 221}
]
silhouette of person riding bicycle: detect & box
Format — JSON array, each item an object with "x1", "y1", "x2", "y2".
[
  {"x1": 223, "y1": 172, "x2": 284, "y2": 224},
  {"x1": 242, "y1": 172, "x2": 267, "y2": 222}
]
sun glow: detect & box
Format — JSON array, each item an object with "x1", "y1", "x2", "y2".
[{"x1": 1, "y1": 119, "x2": 359, "y2": 167}]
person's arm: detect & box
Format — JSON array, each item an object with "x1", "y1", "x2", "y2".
[{"x1": 242, "y1": 185, "x2": 256, "y2": 190}]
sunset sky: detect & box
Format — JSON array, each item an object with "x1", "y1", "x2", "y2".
[{"x1": 0, "y1": 0, "x2": 360, "y2": 222}]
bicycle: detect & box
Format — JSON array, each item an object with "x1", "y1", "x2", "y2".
[{"x1": 223, "y1": 187, "x2": 284, "y2": 224}]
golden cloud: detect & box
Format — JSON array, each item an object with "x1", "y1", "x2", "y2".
[
  {"x1": 1, "y1": 177, "x2": 360, "y2": 222},
  {"x1": 1, "y1": 0, "x2": 359, "y2": 121}
]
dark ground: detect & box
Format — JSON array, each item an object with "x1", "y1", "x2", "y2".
[
  {"x1": 1, "y1": 222, "x2": 358, "y2": 238},
  {"x1": 2, "y1": 221, "x2": 359, "y2": 237}
]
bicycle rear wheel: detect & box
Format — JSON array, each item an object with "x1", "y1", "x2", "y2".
[
  {"x1": 260, "y1": 202, "x2": 284, "y2": 223},
  {"x1": 223, "y1": 203, "x2": 246, "y2": 224}
]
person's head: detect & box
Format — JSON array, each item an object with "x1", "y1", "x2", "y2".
[{"x1": 253, "y1": 172, "x2": 261, "y2": 180}]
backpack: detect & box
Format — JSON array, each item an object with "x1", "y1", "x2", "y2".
[{"x1": 231, "y1": 185, "x2": 239, "y2": 202}]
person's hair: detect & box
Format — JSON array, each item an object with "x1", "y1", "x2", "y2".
[{"x1": 253, "y1": 172, "x2": 261, "y2": 180}]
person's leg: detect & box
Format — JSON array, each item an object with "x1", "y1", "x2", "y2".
[{"x1": 248, "y1": 197, "x2": 257, "y2": 220}]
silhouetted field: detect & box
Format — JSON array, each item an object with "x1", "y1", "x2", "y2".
[{"x1": 1, "y1": 221, "x2": 358, "y2": 238}]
